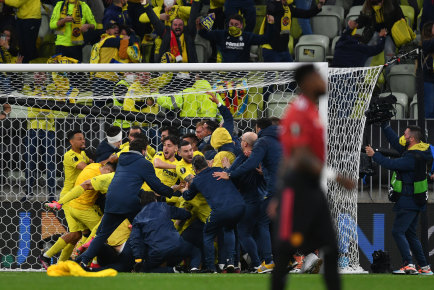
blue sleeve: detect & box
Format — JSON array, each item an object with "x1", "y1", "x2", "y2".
[
  {"x1": 199, "y1": 29, "x2": 220, "y2": 42},
  {"x1": 229, "y1": 140, "x2": 266, "y2": 178},
  {"x1": 102, "y1": 10, "x2": 113, "y2": 30},
  {"x1": 372, "y1": 152, "x2": 415, "y2": 171},
  {"x1": 129, "y1": 223, "x2": 145, "y2": 259},
  {"x1": 186, "y1": 0, "x2": 201, "y2": 37},
  {"x1": 141, "y1": 161, "x2": 174, "y2": 197},
  {"x1": 101, "y1": 37, "x2": 122, "y2": 48},
  {"x1": 247, "y1": 26, "x2": 273, "y2": 45},
  {"x1": 354, "y1": 37, "x2": 385, "y2": 56},
  {"x1": 219, "y1": 104, "x2": 234, "y2": 135},
  {"x1": 382, "y1": 124, "x2": 405, "y2": 154},
  {"x1": 169, "y1": 206, "x2": 192, "y2": 220},
  {"x1": 182, "y1": 181, "x2": 199, "y2": 201},
  {"x1": 144, "y1": 5, "x2": 167, "y2": 37}
]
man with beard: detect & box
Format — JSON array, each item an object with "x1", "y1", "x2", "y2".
[
  {"x1": 151, "y1": 135, "x2": 180, "y2": 187},
  {"x1": 140, "y1": 0, "x2": 201, "y2": 63}
]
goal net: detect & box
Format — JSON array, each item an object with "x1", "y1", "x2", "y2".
[{"x1": 0, "y1": 63, "x2": 381, "y2": 271}]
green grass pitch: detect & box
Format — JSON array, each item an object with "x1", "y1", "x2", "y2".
[{"x1": 1, "y1": 272, "x2": 433, "y2": 290}]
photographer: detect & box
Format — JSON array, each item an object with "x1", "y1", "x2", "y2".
[{"x1": 365, "y1": 123, "x2": 433, "y2": 275}]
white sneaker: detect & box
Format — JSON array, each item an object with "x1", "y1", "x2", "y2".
[
  {"x1": 289, "y1": 268, "x2": 301, "y2": 273},
  {"x1": 302, "y1": 253, "x2": 323, "y2": 274}
]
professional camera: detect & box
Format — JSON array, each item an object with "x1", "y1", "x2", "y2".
[{"x1": 365, "y1": 94, "x2": 397, "y2": 125}]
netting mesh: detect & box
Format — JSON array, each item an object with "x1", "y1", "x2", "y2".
[
  {"x1": 327, "y1": 66, "x2": 383, "y2": 273},
  {"x1": 0, "y1": 64, "x2": 382, "y2": 271}
]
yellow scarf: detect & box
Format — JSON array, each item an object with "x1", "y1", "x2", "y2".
[
  {"x1": 372, "y1": 5, "x2": 384, "y2": 24},
  {"x1": 399, "y1": 135, "x2": 430, "y2": 151},
  {"x1": 47, "y1": 261, "x2": 117, "y2": 277},
  {"x1": 58, "y1": 0, "x2": 84, "y2": 45},
  {"x1": 281, "y1": 5, "x2": 292, "y2": 34},
  {"x1": 260, "y1": 3, "x2": 291, "y2": 50}
]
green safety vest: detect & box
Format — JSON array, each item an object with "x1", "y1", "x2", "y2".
[
  {"x1": 390, "y1": 151, "x2": 428, "y2": 204},
  {"x1": 113, "y1": 79, "x2": 131, "y2": 128}
]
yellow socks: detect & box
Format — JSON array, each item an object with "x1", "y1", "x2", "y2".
[
  {"x1": 44, "y1": 237, "x2": 67, "y2": 258},
  {"x1": 59, "y1": 243, "x2": 75, "y2": 261}
]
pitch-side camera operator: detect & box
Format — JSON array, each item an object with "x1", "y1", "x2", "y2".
[{"x1": 365, "y1": 122, "x2": 432, "y2": 275}]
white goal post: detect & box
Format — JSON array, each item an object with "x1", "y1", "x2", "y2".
[{"x1": 0, "y1": 63, "x2": 382, "y2": 272}]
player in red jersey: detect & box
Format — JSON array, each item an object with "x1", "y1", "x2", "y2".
[{"x1": 269, "y1": 65, "x2": 355, "y2": 290}]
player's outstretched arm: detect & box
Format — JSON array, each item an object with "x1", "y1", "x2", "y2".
[{"x1": 153, "y1": 157, "x2": 176, "y2": 169}]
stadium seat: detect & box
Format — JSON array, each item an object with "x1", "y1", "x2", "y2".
[
  {"x1": 82, "y1": 45, "x2": 92, "y2": 63},
  {"x1": 345, "y1": 5, "x2": 363, "y2": 24},
  {"x1": 379, "y1": 92, "x2": 408, "y2": 119},
  {"x1": 254, "y1": 5, "x2": 267, "y2": 34},
  {"x1": 331, "y1": 36, "x2": 340, "y2": 57},
  {"x1": 195, "y1": 35, "x2": 211, "y2": 63},
  {"x1": 267, "y1": 92, "x2": 296, "y2": 118},
  {"x1": 38, "y1": 4, "x2": 53, "y2": 39},
  {"x1": 400, "y1": 5, "x2": 415, "y2": 28},
  {"x1": 311, "y1": 5, "x2": 344, "y2": 40},
  {"x1": 333, "y1": 0, "x2": 353, "y2": 14},
  {"x1": 387, "y1": 64, "x2": 416, "y2": 102},
  {"x1": 410, "y1": 94, "x2": 418, "y2": 119},
  {"x1": 250, "y1": 45, "x2": 260, "y2": 62},
  {"x1": 295, "y1": 35, "x2": 329, "y2": 62}
]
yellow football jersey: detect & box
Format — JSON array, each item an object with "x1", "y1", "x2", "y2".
[
  {"x1": 69, "y1": 163, "x2": 103, "y2": 210},
  {"x1": 60, "y1": 149, "x2": 89, "y2": 198},
  {"x1": 90, "y1": 172, "x2": 115, "y2": 194},
  {"x1": 152, "y1": 152, "x2": 179, "y2": 186}
]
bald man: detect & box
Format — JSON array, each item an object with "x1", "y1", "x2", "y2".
[{"x1": 222, "y1": 131, "x2": 267, "y2": 272}]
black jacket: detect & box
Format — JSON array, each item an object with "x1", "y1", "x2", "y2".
[
  {"x1": 332, "y1": 28, "x2": 385, "y2": 67},
  {"x1": 105, "y1": 151, "x2": 173, "y2": 214},
  {"x1": 422, "y1": 38, "x2": 434, "y2": 83},
  {"x1": 95, "y1": 140, "x2": 120, "y2": 163},
  {"x1": 144, "y1": 1, "x2": 200, "y2": 63},
  {"x1": 228, "y1": 125, "x2": 282, "y2": 197},
  {"x1": 265, "y1": 1, "x2": 321, "y2": 52}
]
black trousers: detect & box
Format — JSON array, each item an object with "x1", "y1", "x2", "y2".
[
  {"x1": 55, "y1": 45, "x2": 83, "y2": 62},
  {"x1": 16, "y1": 18, "x2": 41, "y2": 63},
  {"x1": 271, "y1": 176, "x2": 340, "y2": 290},
  {"x1": 77, "y1": 212, "x2": 137, "y2": 264}
]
